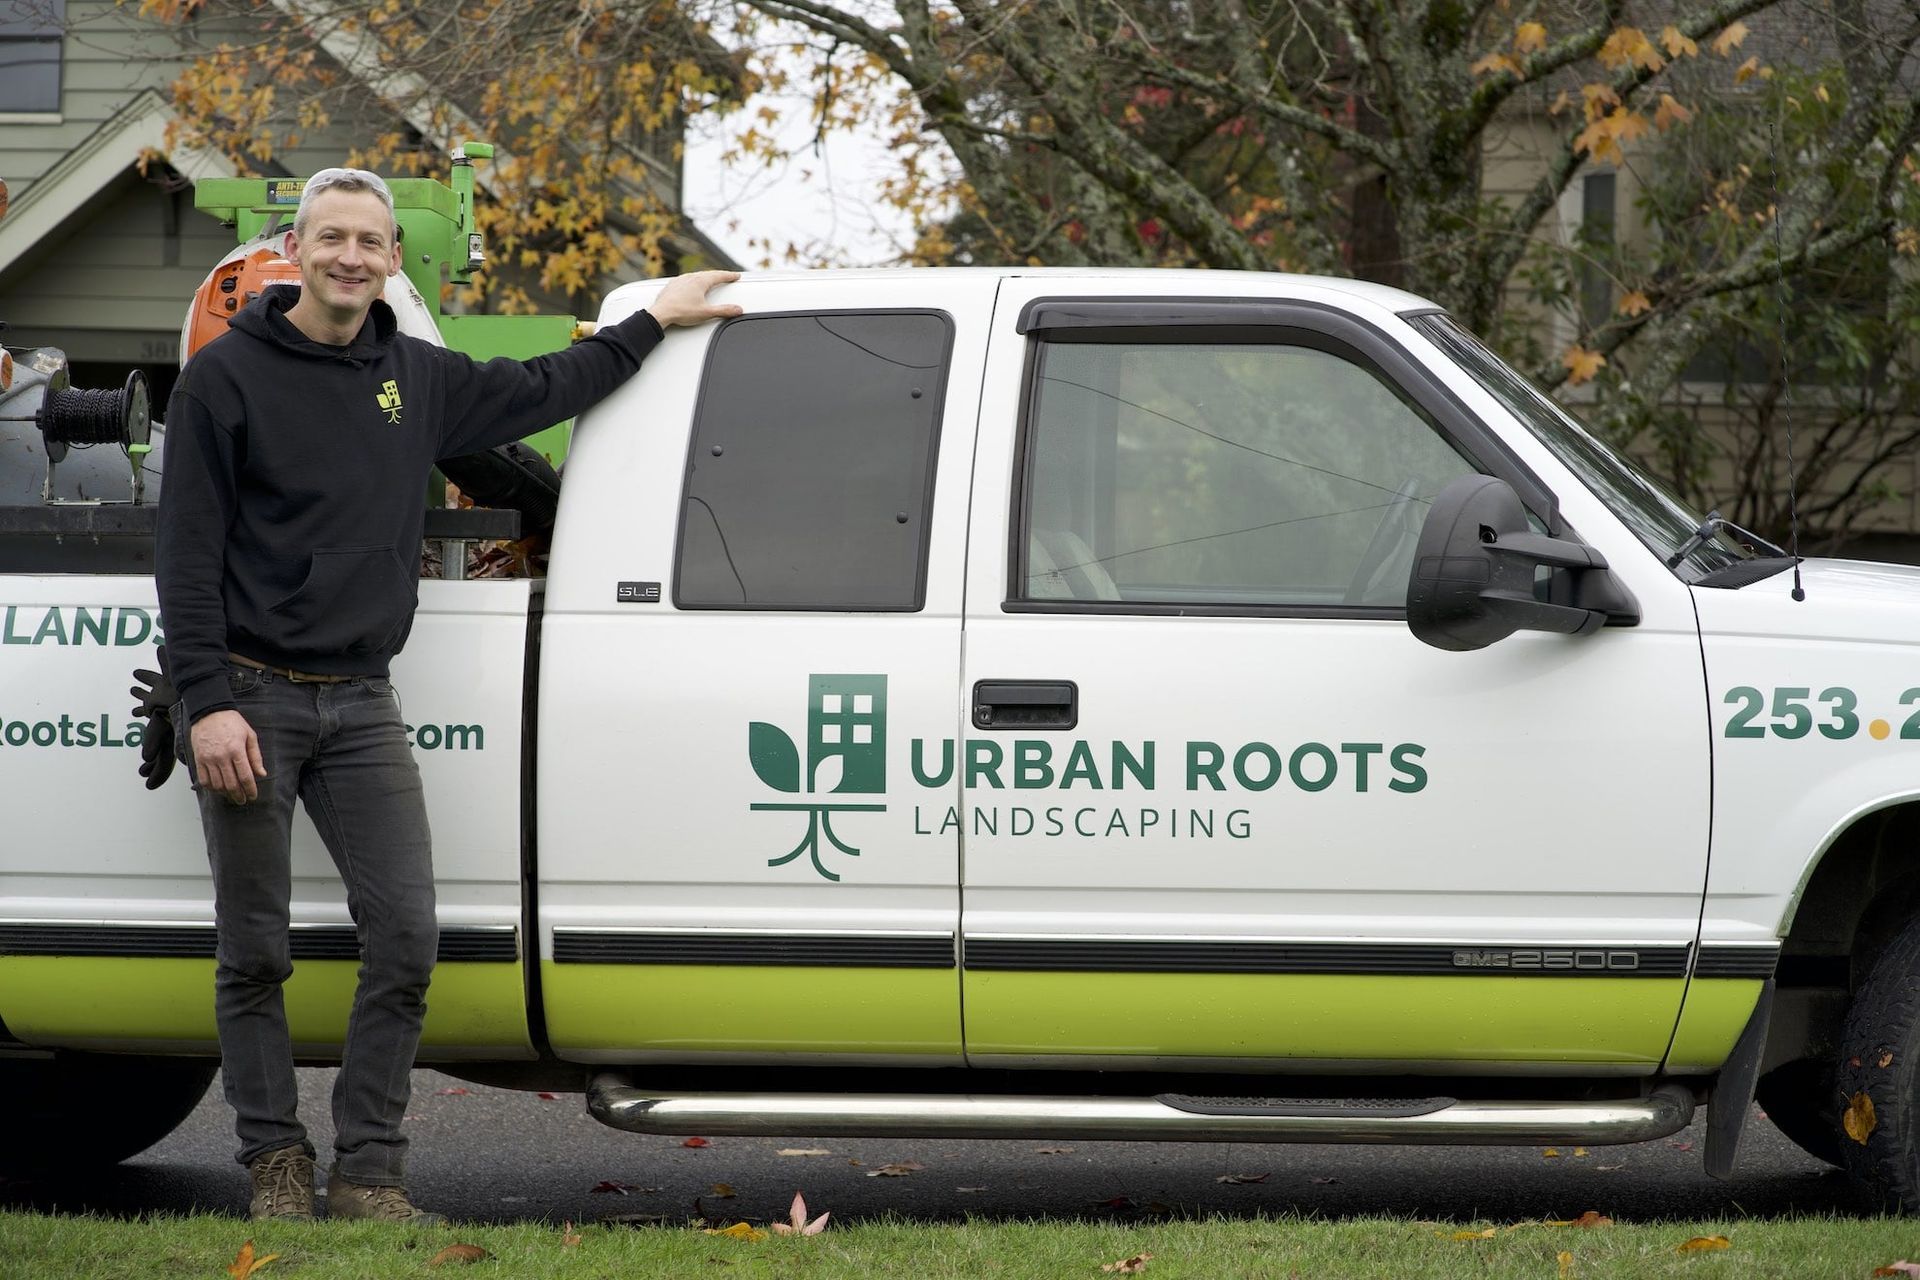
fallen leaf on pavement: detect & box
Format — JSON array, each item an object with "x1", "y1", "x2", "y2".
[
  {"x1": 777, "y1": 1148, "x2": 832, "y2": 1157},
  {"x1": 1846, "y1": 1092, "x2": 1879, "y2": 1144},
  {"x1": 1597, "y1": 1164, "x2": 1624, "y2": 1171},
  {"x1": 590, "y1": 1180, "x2": 640, "y2": 1195},
  {"x1": 1879, "y1": 1052, "x2": 1895, "y2": 1069},
  {"x1": 1572, "y1": 1147, "x2": 1590, "y2": 1157},
  {"x1": 1102, "y1": 1253, "x2": 1153, "y2": 1273},
  {"x1": 769, "y1": 1189, "x2": 830, "y2": 1235},
  {"x1": 708, "y1": 1183, "x2": 737, "y2": 1198},
  {"x1": 865, "y1": 1162, "x2": 926, "y2": 1177},
  {"x1": 1215, "y1": 1172, "x2": 1270, "y2": 1185},
  {"x1": 226, "y1": 1241, "x2": 280, "y2": 1279},
  {"x1": 1311, "y1": 1176, "x2": 1339, "y2": 1185},
  {"x1": 683, "y1": 1137, "x2": 711, "y2": 1148},
  {"x1": 703, "y1": 1222, "x2": 768, "y2": 1241},
  {"x1": 1676, "y1": 1235, "x2": 1731, "y2": 1252},
  {"x1": 560, "y1": 1221, "x2": 582, "y2": 1248},
  {"x1": 1543, "y1": 1148, "x2": 1561, "y2": 1158},
  {"x1": 538, "y1": 1092, "x2": 561, "y2": 1101},
  {"x1": 1668, "y1": 1141, "x2": 1694, "y2": 1151},
  {"x1": 435, "y1": 1087, "x2": 471, "y2": 1096},
  {"x1": 1093, "y1": 1196, "x2": 1137, "y2": 1210},
  {"x1": 1035, "y1": 1146, "x2": 1073, "y2": 1155},
  {"x1": 957, "y1": 1186, "x2": 987, "y2": 1193},
  {"x1": 429, "y1": 1244, "x2": 490, "y2": 1266}
]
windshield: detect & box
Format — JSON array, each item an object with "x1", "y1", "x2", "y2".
[{"x1": 1405, "y1": 313, "x2": 1756, "y2": 581}]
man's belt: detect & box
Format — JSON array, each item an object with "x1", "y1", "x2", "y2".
[{"x1": 228, "y1": 653, "x2": 356, "y2": 684}]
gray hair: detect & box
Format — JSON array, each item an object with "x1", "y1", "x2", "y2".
[{"x1": 292, "y1": 167, "x2": 398, "y2": 240}]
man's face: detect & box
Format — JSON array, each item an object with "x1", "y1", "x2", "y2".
[{"x1": 283, "y1": 189, "x2": 402, "y2": 321}]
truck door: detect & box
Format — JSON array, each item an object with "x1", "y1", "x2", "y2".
[
  {"x1": 536, "y1": 276, "x2": 996, "y2": 1065},
  {"x1": 956, "y1": 281, "x2": 1711, "y2": 1072}
]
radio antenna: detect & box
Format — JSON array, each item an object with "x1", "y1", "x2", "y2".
[{"x1": 1764, "y1": 73, "x2": 1806, "y2": 601}]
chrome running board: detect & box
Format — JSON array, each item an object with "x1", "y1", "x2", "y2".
[{"x1": 586, "y1": 1071, "x2": 1694, "y2": 1146}]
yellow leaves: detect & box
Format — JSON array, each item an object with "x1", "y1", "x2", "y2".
[
  {"x1": 1581, "y1": 84, "x2": 1621, "y2": 123},
  {"x1": 1558, "y1": 1249, "x2": 1574, "y2": 1277},
  {"x1": 1618, "y1": 290, "x2": 1652, "y2": 317},
  {"x1": 428, "y1": 1244, "x2": 490, "y2": 1267},
  {"x1": 1473, "y1": 21, "x2": 1546, "y2": 78},
  {"x1": 225, "y1": 1241, "x2": 279, "y2": 1279},
  {"x1": 1895, "y1": 228, "x2": 1920, "y2": 256},
  {"x1": 703, "y1": 1222, "x2": 768, "y2": 1241},
  {"x1": 1575, "y1": 107, "x2": 1648, "y2": 165},
  {"x1": 1710, "y1": 21, "x2": 1749, "y2": 58},
  {"x1": 1734, "y1": 56, "x2": 1770, "y2": 85},
  {"x1": 1654, "y1": 94, "x2": 1694, "y2": 132},
  {"x1": 1846, "y1": 1091, "x2": 1879, "y2": 1143},
  {"x1": 1563, "y1": 346, "x2": 1607, "y2": 385},
  {"x1": 1445, "y1": 1228, "x2": 1499, "y2": 1241},
  {"x1": 1676, "y1": 1235, "x2": 1731, "y2": 1252},
  {"x1": 1597, "y1": 27, "x2": 1663, "y2": 74},
  {"x1": 1659, "y1": 26, "x2": 1698, "y2": 58}
]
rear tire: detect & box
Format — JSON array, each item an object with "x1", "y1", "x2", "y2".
[
  {"x1": 1838, "y1": 915, "x2": 1920, "y2": 1211},
  {"x1": 0, "y1": 1053, "x2": 216, "y2": 1177},
  {"x1": 1755, "y1": 1057, "x2": 1843, "y2": 1167}
]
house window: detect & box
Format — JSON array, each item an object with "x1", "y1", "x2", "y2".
[
  {"x1": 0, "y1": 0, "x2": 64, "y2": 113},
  {"x1": 1578, "y1": 172, "x2": 1617, "y2": 336}
]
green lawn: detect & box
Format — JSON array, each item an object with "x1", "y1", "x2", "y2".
[{"x1": 4, "y1": 1210, "x2": 1920, "y2": 1279}]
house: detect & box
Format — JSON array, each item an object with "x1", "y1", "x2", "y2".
[{"x1": 0, "y1": 0, "x2": 735, "y2": 412}]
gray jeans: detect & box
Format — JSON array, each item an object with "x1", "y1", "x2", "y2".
[{"x1": 178, "y1": 664, "x2": 435, "y2": 1184}]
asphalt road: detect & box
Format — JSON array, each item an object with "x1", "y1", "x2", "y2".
[{"x1": 0, "y1": 1068, "x2": 1863, "y2": 1226}]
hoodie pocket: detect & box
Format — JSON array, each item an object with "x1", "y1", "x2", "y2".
[{"x1": 265, "y1": 545, "x2": 414, "y2": 655}]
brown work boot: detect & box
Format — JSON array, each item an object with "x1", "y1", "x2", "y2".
[
  {"x1": 247, "y1": 1146, "x2": 316, "y2": 1221},
  {"x1": 325, "y1": 1170, "x2": 446, "y2": 1224}
]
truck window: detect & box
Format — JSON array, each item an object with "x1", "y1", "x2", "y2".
[
  {"x1": 1019, "y1": 340, "x2": 1476, "y2": 609},
  {"x1": 675, "y1": 311, "x2": 952, "y2": 610}
]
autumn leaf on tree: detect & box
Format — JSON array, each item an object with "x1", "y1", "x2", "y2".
[
  {"x1": 1563, "y1": 346, "x2": 1607, "y2": 384},
  {"x1": 225, "y1": 1241, "x2": 280, "y2": 1279},
  {"x1": 1654, "y1": 95, "x2": 1694, "y2": 132},
  {"x1": 769, "y1": 1190, "x2": 830, "y2": 1235},
  {"x1": 1659, "y1": 26, "x2": 1699, "y2": 58},
  {"x1": 1471, "y1": 52, "x2": 1524, "y2": 79},
  {"x1": 1895, "y1": 229, "x2": 1919, "y2": 256},
  {"x1": 1711, "y1": 21, "x2": 1751, "y2": 57},
  {"x1": 1735, "y1": 56, "x2": 1769, "y2": 85},
  {"x1": 1513, "y1": 22, "x2": 1548, "y2": 54},
  {"x1": 1846, "y1": 1092, "x2": 1879, "y2": 1143},
  {"x1": 1597, "y1": 27, "x2": 1663, "y2": 73},
  {"x1": 1618, "y1": 290, "x2": 1653, "y2": 317}
]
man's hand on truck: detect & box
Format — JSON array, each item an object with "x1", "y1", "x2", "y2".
[
  {"x1": 643, "y1": 270, "x2": 743, "y2": 330},
  {"x1": 191, "y1": 711, "x2": 269, "y2": 805}
]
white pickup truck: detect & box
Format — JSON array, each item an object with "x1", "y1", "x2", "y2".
[{"x1": 6, "y1": 268, "x2": 1920, "y2": 1211}]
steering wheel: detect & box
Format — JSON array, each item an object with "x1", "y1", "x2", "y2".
[{"x1": 1344, "y1": 476, "x2": 1424, "y2": 606}]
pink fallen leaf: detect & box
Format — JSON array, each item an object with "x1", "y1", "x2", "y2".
[
  {"x1": 538, "y1": 1092, "x2": 561, "y2": 1101},
  {"x1": 682, "y1": 1137, "x2": 711, "y2": 1148},
  {"x1": 768, "y1": 1189, "x2": 830, "y2": 1235},
  {"x1": 435, "y1": 1087, "x2": 471, "y2": 1096},
  {"x1": 1667, "y1": 1141, "x2": 1694, "y2": 1152}
]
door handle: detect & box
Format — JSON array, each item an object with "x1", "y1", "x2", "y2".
[{"x1": 972, "y1": 680, "x2": 1078, "y2": 730}]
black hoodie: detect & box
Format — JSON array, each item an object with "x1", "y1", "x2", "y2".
[{"x1": 157, "y1": 287, "x2": 663, "y2": 723}]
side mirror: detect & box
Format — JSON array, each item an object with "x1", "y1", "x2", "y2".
[{"x1": 1408, "y1": 474, "x2": 1638, "y2": 652}]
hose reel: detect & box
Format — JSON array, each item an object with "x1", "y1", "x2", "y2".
[{"x1": 27, "y1": 366, "x2": 153, "y2": 505}]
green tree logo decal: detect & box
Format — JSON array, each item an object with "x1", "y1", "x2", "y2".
[{"x1": 748, "y1": 675, "x2": 887, "y2": 882}]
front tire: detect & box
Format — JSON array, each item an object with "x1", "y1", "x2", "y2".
[
  {"x1": 0, "y1": 1053, "x2": 217, "y2": 1177},
  {"x1": 1839, "y1": 916, "x2": 1920, "y2": 1211},
  {"x1": 1755, "y1": 1057, "x2": 1843, "y2": 1167}
]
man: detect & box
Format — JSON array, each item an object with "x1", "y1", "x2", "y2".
[{"x1": 156, "y1": 167, "x2": 738, "y2": 1223}]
